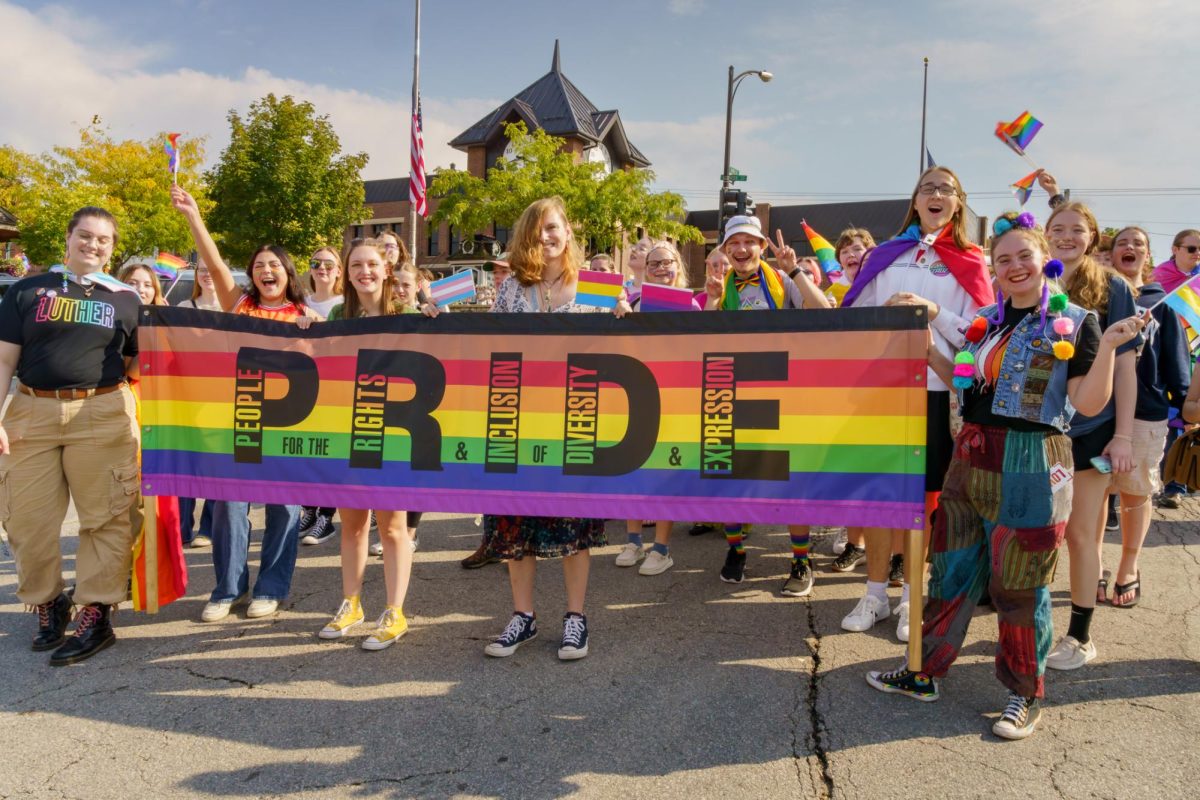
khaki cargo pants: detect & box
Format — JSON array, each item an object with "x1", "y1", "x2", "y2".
[{"x1": 0, "y1": 386, "x2": 141, "y2": 606}]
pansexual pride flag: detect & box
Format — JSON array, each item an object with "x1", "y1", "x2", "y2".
[
  {"x1": 154, "y1": 252, "x2": 187, "y2": 280},
  {"x1": 574, "y1": 269, "x2": 623, "y2": 309},
  {"x1": 1161, "y1": 273, "x2": 1200, "y2": 332},
  {"x1": 428, "y1": 270, "x2": 476, "y2": 306},
  {"x1": 138, "y1": 306, "x2": 929, "y2": 527}
]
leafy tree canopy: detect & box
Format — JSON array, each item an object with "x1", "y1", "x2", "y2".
[
  {"x1": 205, "y1": 93, "x2": 370, "y2": 268},
  {"x1": 430, "y1": 122, "x2": 700, "y2": 254}
]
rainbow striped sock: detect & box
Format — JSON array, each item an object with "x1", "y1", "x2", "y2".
[
  {"x1": 790, "y1": 529, "x2": 810, "y2": 565},
  {"x1": 724, "y1": 524, "x2": 746, "y2": 554}
]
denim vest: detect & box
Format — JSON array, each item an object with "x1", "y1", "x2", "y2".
[{"x1": 957, "y1": 302, "x2": 1094, "y2": 433}]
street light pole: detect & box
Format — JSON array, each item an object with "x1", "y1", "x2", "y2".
[{"x1": 720, "y1": 66, "x2": 772, "y2": 227}]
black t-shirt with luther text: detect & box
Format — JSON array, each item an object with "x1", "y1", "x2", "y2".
[{"x1": 0, "y1": 272, "x2": 140, "y2": 390}]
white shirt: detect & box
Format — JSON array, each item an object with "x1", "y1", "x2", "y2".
[
  {"x1": 850, "y1": 243, "x2": 981, "y2": 392},
  {"x1": 304, "y1": 294, "x2": 340, "y2": 319}
]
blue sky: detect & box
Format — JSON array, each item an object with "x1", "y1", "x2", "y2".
[{"x1": 5, "y1": 0, "x2": 1199, "y2": 256}]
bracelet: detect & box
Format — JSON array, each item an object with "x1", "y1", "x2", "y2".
[
  {"x1": 1111, "y1": 434, "x2": 1132, "y2": 441},
  {"x1": 788, "y1": 267, "x2": 803, "y2": 280}
]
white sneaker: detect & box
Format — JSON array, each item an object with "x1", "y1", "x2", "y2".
[
  {"x1": 638, "y1": 550, "x2": 673, "y2": 576},
  {"x1": 841, "y1": 594, "x2": 891, "y2": 632},
  {"x1": 200, "y1": 600, "x2": 234, "y2": 622},
  {"x1": 894, "y1": 601, "x2": 910, "y2": 642},
  {"x1": 615, "y1": 543, "x2": 644, "y2": 567},
  {"x1": 245, "y1": 598, "x2": 279, "y2": 618},
  {"x1": 369, "y1": 539, "x2": 383, "y2": 557},
  {"x1": 831, "y1": 528, "x2": 849, "y2": 556},
  {"x1": 1046, "y1": 635, "x2": 1097, "y2": 671}
]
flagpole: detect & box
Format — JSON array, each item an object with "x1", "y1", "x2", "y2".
[
  {"x1": 409, "y1": 0, "x2": 421, "y2": 268},
  {"x1": 919, "y1": 57, "x2": 928, "y2": 176}
]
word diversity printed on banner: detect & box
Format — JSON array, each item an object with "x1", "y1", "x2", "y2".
[{"x1": 138, "y1": 306, "x2": 929, "y2": 527}]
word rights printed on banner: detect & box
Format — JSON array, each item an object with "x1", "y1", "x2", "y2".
[{"x1": 138, "y1": 306, "x2": 929, "y2": 528}]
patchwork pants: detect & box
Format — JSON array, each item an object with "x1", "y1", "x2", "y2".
[{"x1": 921, "y1": 423, "x2": 1072, "y2": 699}]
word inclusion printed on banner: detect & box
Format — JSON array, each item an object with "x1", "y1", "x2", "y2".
[{"x1": 139, "y1": 306, "x2": 929, "y2": 528}]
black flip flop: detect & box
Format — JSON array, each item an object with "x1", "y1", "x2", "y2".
[
  {"x1": 1111, "y1": 572, "x2": 1141, "y2": 608},
  {"x1": 1097, "y1": 569, "x2": 1112, "y2": 605}
]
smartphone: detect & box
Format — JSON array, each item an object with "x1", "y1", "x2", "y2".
[{"x1": 1090, "y1": 455, "x2": 1113, "y2": 474}]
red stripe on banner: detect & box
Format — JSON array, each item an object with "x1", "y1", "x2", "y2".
[{"x1": 144, "y1": 350, "x2": 923, "y2": 389}]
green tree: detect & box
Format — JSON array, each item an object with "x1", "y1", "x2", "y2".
[
  {"x1": 205, "y1": 94, "x2": 369, "y2": 267},
  {"x1": 1, "y1": 127, "x2": 210, "y2": 267},
  {"x1": 430, "y1": 122, "x2": 701, "y2": 254}
]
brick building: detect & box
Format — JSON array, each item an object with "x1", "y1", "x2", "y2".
[{"x1": 346, "y1": 41, "x2": 649, "y2": 276}]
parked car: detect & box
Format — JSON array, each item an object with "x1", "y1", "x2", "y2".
[
  {"x1": 0, "y1": 274, "x2": 18, "y2": 298},
  {"x1": 161, "y1": 269, "x2": 250, "y2": 305}
]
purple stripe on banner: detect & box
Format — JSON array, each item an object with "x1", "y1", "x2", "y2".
[
  {"x1": 142, "y1": 451, "x2": 921, "y2": 505},
  {"x1": 143, "y1": 474, "x2": 924, "y2": 528}
]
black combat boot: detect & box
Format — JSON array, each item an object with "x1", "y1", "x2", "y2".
[
  {"x1": 32, "y1": 592, "x2": 73, "y2": 651},
  {"x1": 49, "y1": 603, "x2": 115, "y2": 666}
]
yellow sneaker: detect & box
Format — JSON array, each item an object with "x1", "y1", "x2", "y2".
[
  {"x1": 318, "y1": 597, "x2": 364, "y2": 640},
  {"x1": 362, "y1": 606, "x2": 408, "y2": 651}
]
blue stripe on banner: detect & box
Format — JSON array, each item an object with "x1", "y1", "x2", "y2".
[
  {"x1": 1165, "y1": 293, "x2": 1200, "y2": 332},
  {"x1": 432, "y1": 287, "x2": 476, "y2": 306},
  {"x1": 574, "y1": 292, "x2": 618, "y2": 309},
  {"x1": 143, "y1": 450, "x2": 923, "y2": 505}
]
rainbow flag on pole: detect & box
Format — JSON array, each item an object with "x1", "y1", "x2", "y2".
[
  {"x1": 164, "y1": 132, "x2": 181, "y2": 175},
  {"x1": 154, "y1": 252, "x2": 187, "y2": 280},
  {"x1": 995, "y1": 111, "x2": 1043, "y2": 156},
  {"x1": 801, "y1": 220, "x2": 842, "y2": 279},
  {"x1": 574, "y1": 269, "x2": 624, "y2": 309},
  {"x1": 1011, "y1": 171, "x2": 1039, "y2": 206},
  {"x1": 428, "y1": 270, "x2": 476, "y2": 307}
]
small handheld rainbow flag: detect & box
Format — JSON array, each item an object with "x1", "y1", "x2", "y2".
[
  {"x1": 153, "y1": 252, "x2": 187, "y2": 280},
  {"x1": 640, "y1": 283, "x2": 698, "y2": 312},
  {"x1": 428, "y1": 270, "x2": 477, "y2": 307},
  {"x1": 1011, "y1": 171, "x2": 1039, "y2": 206},
  {"x1": 801, "y1": 220, "x2": 842, "y2": 279},
  {"x1": 995, "y1": 111, "x2": 1043, "y2": 157},
  {"x1": 164, "y1": 133, "x2": 181, "y2": 181},
  {"x1": 574, "y1": 269, "x2": 623, "y2": 309}
]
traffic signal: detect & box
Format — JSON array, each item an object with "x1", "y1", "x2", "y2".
[{"x1": 718, "y1": 188, "x2": 756, "y2": 240}]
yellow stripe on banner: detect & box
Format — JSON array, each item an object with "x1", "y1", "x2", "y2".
[
  {"x1": 145, "y1": 400, "x2": 926, "y2": 449},
  {"x1": 1177, "y1": 286, "x2": 1200, "y2": 317}
]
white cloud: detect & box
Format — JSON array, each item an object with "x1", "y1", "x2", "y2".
[
  {"x1": 668, "y1": 0, "x2": 705, "y2": 16},
  {"x1": 0, "y1": 1, "x2": 497, "y2": 179}
]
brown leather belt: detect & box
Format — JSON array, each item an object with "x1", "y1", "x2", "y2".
[{"x1": 19, "y1": 383, "x2": 124, "y2": 400}]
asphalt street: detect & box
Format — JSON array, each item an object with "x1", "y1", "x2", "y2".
[{"x1": 0, "y1": 503, "x2": 1197, "y2": 799}]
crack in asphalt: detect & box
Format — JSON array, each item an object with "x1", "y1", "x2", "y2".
[{"x1": 802, "y1": 595, "x2": 834, "y2": 798}]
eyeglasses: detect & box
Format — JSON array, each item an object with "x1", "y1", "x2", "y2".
[
  {"x1": 1180, "y1": 245, "x2": 1200, "y2": 254},
  {"x1": 310, "y1": 260, "x2": 337, "y2": 270},
  {"x1": 917, "y1": 183, "x2": 958, "y2": 197},
  {"x1": 647, "y1": 258, "x2": 676, "y2": 270},
  {"x1": 383, "y1": 244, "x2": 400, "y2": 251}
]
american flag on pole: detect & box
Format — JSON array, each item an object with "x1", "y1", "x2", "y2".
[{"x1": 410, "y1": 98, "x2": 428, "y2": 218}]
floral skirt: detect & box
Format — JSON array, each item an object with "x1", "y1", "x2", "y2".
[{"x1": 482, "y1": 515, "x2": 607, "y2": 560}]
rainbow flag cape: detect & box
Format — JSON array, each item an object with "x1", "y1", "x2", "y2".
[
  {"x1": 428, "y1": 270, "x2": 476, "y2": 306},
  {"x1": 801, "y1": 220, "x2": 842, "y2": 278},
  {"x1": 164, "y1": 132, "x2": 181, "y2": 174},
  {"x1": 640, "y1": 283, "x2": 698, "y2": 312},
  {"x1": 574, "y1": 269, "x2": 623, "y2": 309},
  {"x1": 1160, "y1": 273, "x2": 1200, "y2": 332},
  {"x1": 1011, "y1": 171, "x2": 1039, "y2": 206},
  {"x1": 154, "y1": 252, "x2": 187, "y2": 280},
  {"x1": 995, "y1": 111, "x2": 1043, "y2": 156}
]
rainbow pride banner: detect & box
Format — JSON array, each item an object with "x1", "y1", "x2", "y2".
[{"x1": 138, "y1": 306, "x2": 929, "y2": 527}]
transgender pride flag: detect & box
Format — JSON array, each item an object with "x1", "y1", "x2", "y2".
[{"x1": 428, "y1": 270, "x2": 476, "y2": 307}]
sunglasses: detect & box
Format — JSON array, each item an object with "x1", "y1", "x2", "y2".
[
  {"x1": 1180, "y1": 245, "x2": 1200, "y2": 254},
  {"x1": 310, "y1": 260, "x2": 337, "y2": 270}
]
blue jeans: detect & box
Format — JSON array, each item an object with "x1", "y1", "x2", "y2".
[
  {"x1": 210, "y1": 502, "x2": 300, "y2": 602},
  {"x1": 178, "y1": 497, "x2": 213, "y2": 545}
]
